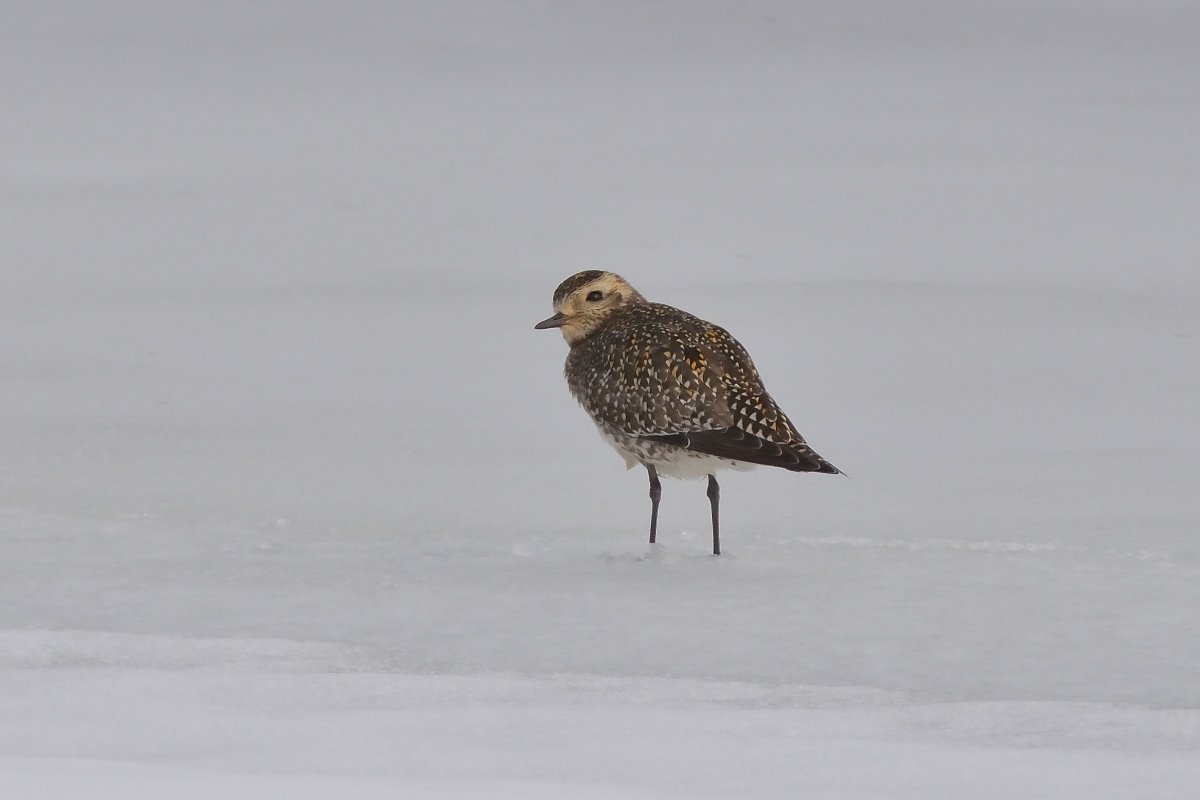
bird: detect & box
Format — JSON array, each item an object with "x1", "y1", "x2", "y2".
[{"x1": 535, "y1": 270, "x2": 840, "y2": 555}]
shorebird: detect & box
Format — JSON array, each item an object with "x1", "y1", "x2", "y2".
[{"x1": 535, "y1": 271, "x2": 840, "y2": 555}]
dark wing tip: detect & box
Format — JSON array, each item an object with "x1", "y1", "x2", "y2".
[{"x1": 648, "y1": 428, "x2": 841, "y2": 474}]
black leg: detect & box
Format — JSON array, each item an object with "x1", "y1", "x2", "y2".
[
  {"x1": 647, "y1": 464, "x2": 662, "y2": 544},
  {"x1": 707, "y1": 474, "x2": 720, "y2": 555}
]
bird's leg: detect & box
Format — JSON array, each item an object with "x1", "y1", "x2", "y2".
[
  {"x1": 707, "y1": 474, "x2": 720, "y2": 556},
  {"x1": 647, "y1": 464, "x2": 662, "y2": 544}
]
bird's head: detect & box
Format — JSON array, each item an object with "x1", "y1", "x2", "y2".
[{"x1": 534, "y1": 271, "x2": 646, "y2": 346}]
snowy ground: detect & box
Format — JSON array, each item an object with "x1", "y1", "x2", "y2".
[{"x1": 2, "y1": 2, "x2": 1199, "y2": 797}]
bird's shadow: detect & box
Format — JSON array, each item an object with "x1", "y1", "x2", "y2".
[{"x1": 600, "y1": 543, "x2": 735, "y2": 564}]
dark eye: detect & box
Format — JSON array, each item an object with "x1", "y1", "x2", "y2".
[{"x1": 586, "y1": 290, "x2": 603, "y2": 302}]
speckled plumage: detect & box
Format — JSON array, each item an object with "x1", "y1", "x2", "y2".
[{"x1": 536, "y1": 271, "x2": 840, "y2": 553}]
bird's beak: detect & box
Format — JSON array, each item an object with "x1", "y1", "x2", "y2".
[{"x1": 534, "y1": 312, "x2": 569, "y2": 330}]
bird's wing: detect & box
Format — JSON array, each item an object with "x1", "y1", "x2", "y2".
[
  {"x1": 590, "y1": 318, "x2": 738, "y2": 436},
  {"x1": 599, "y1": 313, "x2": 840, "y2": 474}
]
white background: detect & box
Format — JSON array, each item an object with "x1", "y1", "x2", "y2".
[{"x1": 2, "y1": 2, "x2": 1198, "y2": 797}]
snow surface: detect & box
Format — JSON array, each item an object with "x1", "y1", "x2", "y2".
[{"x1": 2, "y1": 1, "x2": 1199, "y2": 797}]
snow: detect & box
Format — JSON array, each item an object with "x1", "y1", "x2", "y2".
[
  {"x1": 2, "y1": 632, "x2": 1199, "y2": 799},
  {"x1": 2, "y1": 1, "x2": 1199, "y2": 797}
]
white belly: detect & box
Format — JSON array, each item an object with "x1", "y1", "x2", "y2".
[{"x1": 598, "y1": 428, "x2": 755, "y2": 480}]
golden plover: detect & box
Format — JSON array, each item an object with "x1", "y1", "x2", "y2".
[{"x1": 535, "y1": 271, "x2": 840, "y2": 555}]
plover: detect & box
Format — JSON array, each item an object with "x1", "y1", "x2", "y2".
[{"x1": 536, "y1": 271, "x2": 840, "y2": 555}]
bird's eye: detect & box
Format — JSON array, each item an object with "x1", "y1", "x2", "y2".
[{"x1": 586, "y1": 291, "x2": 603, "y2": 302}]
